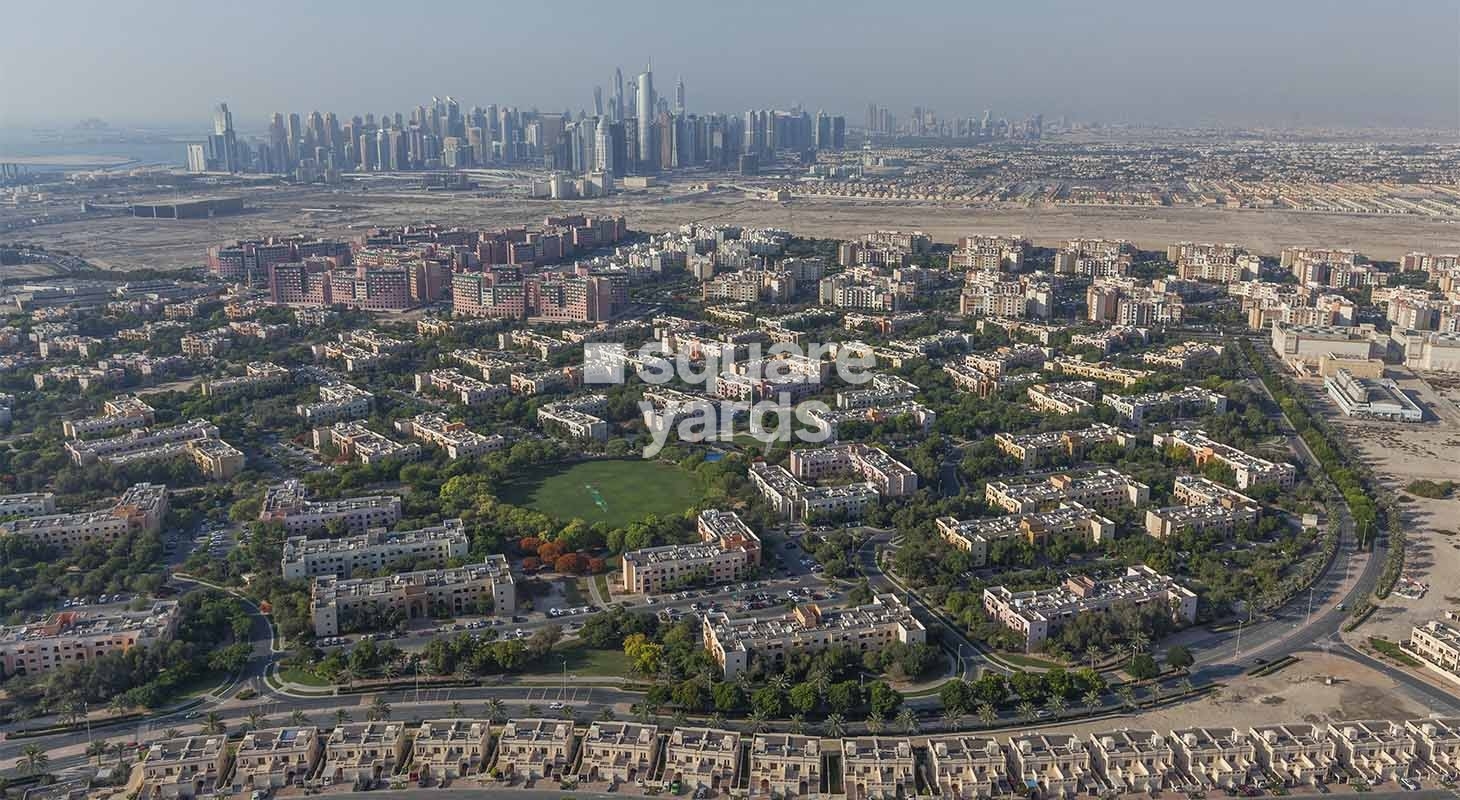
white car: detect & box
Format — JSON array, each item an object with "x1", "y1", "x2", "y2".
[{"x1": 548, "y1": 701, "x2": 565, "y2": 710}]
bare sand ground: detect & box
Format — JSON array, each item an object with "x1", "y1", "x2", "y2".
[
  {"x1": 1040, "y1": 652, "x2": 1429, "y2": 737},
  {"x1": 1297, "y1": 368, "x2": 1460, "y2": 643},
  {"x1": 9, "y1": 187, "x2": 1460, "y2": 271}
]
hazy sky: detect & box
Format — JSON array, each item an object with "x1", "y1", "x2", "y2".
[{"x1": 3, "y1": 0, "x2": 1458, "y2": 131}]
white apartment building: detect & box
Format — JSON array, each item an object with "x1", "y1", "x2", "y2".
[
  {"x1": 139, "y1": 736, "x2": 231, "y2": 800},
  {"x1": 788, "y1": 444, "x2": 919, "y2": 497},
  {"x1": 0, "y1": 492, "x2": 56, "y2": 517},
  {"x1": 314, "y1": 421, "x2": 421, "y2": 465},
  {"x1": 1409, "y1": 619, "x2": 1460, "y2": 678},
  {"x1": 414, "y1": 369, "x2": 510, "y2": 406},
  {"x1": 62, "y1": 394, "x2": 155, "y2": 439},
  {"x1": 281, "y1": 519, "x2": 469, "y2": 580},
  {"x1": 925, "y1": 734, "x2": 1008, "y2": 800},
  {"x1": 994, "y1": 424, "x2": 1128, "y2": 468},
  {"x1": 622, "y1": 509, "x2": 762, "y2": 595},
  {"x1": 1250, "y1": 724, "x2": 1336, "y2": 787},
  {"x1": 662, "y1": 727, "x2": 741, "y2": 794},
  {"x1": 1007, "y1": 733, "x2": 1091, "y2": 799},
  {"x1": 259, "y1": 480, "x2": 402, "y2": 536},
  {"x1": 983, "y1": 565, "x2": 1198, "y2": 651},
  {"x1": 1404, "y1": 718, "x2": 1460, "y2": 779},
  {"x1": 749, "y1": 733, "x2": 822, "y2": 798},
  {"x1": 703, "y1": 594, "x2": 925, "y2": 679},
  {"x1": 494, "y1": 719, "x2": 576, "y2": 782},
  {"x1": 412, "y1": 719, "x2": 491, "y2": 783},
  {"x1": 537, "y1": 395, "x2": 609, "y2": 441},
  {"x1": 1, "y1": 482, "x2": 168, "y2": 552},
  {"x1": 394, "y1": 413, "x2": 507, "y2": 460},
  {"x1": 324, "y1": 722, "x2": 406, "y2": 789},
  {"x1": 842, "y1": 737, "x2": 916, "y2": 800},
  {"x1": 297, "y1": 381, "x2": 374, "y2": 424},
  {"x1": 1026, "y1": 382, "x2": 1097, "y2": 416},
  {"x1": 310, "y1": 555, "x2": 516, "y2": 637},
  {"x1": 1103, "y1": 386, "x2": 1228, "y2": 426},
  {"x1": 232, "y1": 727, "x2": 323, "y2": 791},
  {"x1": 1170, "y1": 728, "x2": 1255, "y2": 789},
  {"x1": 1331, "y1": 720, "x2": 1417, "y2": 784},
  {"x1": 1088, "y1": 730, "x2": 1174, "y2": 794},
  {"x1": 578, "y1": 721, "x2": 660, "y2": 786},
  {"x1": 202, "y1": 362, "x2": 294, "y2": 398}
]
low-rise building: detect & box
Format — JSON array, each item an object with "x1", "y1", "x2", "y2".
[
  {"x1": 703, "y1": 594, "x2": 925, "y2": 679},
  {"x1": 394, "y1": 413, "x2": 507, "y2": 460},
  {"x1": 578, "y1": 721, "x2": 660, "y2": 785},
  {"x1": 494, "y1": 719, "x2": 576, "y2": 782},
  {"x1": 1325, "y1": 369, "x2": 1424, "y2": 422},
  {"x1": 202, "y1": 361, "x2": 293, "y2": 397},
  {"x1": 138, "y1": 736, "x2": 232, "y2": 800},
  {"x1": 1045, "y1": 358, "x2": 1151, "y2": 388},
  {"x1": 1404, "y1": 718, "x2": 1460, "y2": 778},
  {"x1": 232, "y1": 727, "x2": 323, "y2": 791},
  {"x1": 748, "y1": 733, "x2": 822, "y2": 798},
  {"x1": 622, "y1": 509, "x2": 761, "y2": 595},
  {"x1": 0, "y1": 492, "x2": 56, "y2": 517},
  {"x1": 281, "y1": 519, "x2": 469, "y2": 580},
  {"x1": 537, "y1": 394, "x2": 609, "y2": 441},
  {"x1": 62, "y1": 394, "x2": 155, "y2": 439},
  {"x1": 1331, "y1": 720, "x2": 1417, "y2": 784},
  {"x1": 1153, "y1": 429, "x2": 1297, "y2": 491},
  {"x1": 259, "y1": 479, "x2": 402, "y2": 536},
  {"x1": 1410, "y1": 619, "x2": 1460, "y2": 678},
  {"x1": 412, "y1": 719, "x2": 491, "y2": 783},
  {"x1": 842, "y1": 737, "x2": 916, "y2": 800},
  {"x1": 1103, "y1": 386, "x2": 1228, "y2": 426},
  {"x1": 937, "y1": 503, "x2": 1116, "y2": 566},
  {"x1": 1089, "y1": 730, "x2": 1174, "y2": 793},
  {"x1": 1170, "y1": 728, "x2": 1255, "y2": 789},
  {"x1": 324, "y1": 722, "x2": 406, "y2": 789},
  {"x1": 1007, "y1": 733, "x2": 1091, "y2": 799},
  {"x1": 314, "y1": 421, "x2": 421, "y2": 465},
  {"x1": 925, "y1": 734, "x2": 1008, "y2": 800},
  {"x1": 787, "y1": 444, "x2": 919, "y2": 497},
  {"x1": 983, "y1": 565, "x2": 1197, "y2": 651},
  {"x1": 662, "y1": 727, "x2": 741, "y2": 795},
  {"x1": 1026, "y1": 382, "x2": 1097, "y2": 416},
  {"x1": 0, "y1": 600, "x2": 179, "y2": 678},
  {"x1": 985, "y1": 469, "x2": 1149, "y2": 515},
  {"x1": 310, "y1": 555, "x2": 516, "y2": 637},
  {"x1": 994, "y1": 424, "x2": 1128, "y2": 467},
  {"x1": 65, "y1": 419, "x2": 243, "y2": 479},
  {"x1": 415, "y1": 369, "x2": 510, "y2": 406},
  {"x1": 749, "y1": 462, "x2": 880, "y2": 522},
  {"x1": 297, "y1": 381, "x2": 374, "y2": 424},
  {"x1": 1, "y1": 482, "x2": 167, "y2": 552},
  {"x1": 1251, "y1": 724, "x2": 1336, "y2": 787}
]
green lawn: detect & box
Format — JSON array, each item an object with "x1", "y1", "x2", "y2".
[
  {"x1": 499, "y1": 459, "x2": 703, "y2": 528},
  {"x1": 279, "y1": 666, "x2": 334, "y2": 687},
  {"x1": 997, "y1": 652, "x2": 1067, "y2": 670},
  {"x1": 552, "y1": 644, "x2": 632, "y2": 677}
]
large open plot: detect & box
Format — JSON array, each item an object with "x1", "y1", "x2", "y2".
[{"x1": 499, "y1": 459, "x2": 703, "y2": 528}]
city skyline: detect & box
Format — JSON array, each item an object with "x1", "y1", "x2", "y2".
[{"x1": 2, "y1": 0, "x2": 1457, "y2": 130}]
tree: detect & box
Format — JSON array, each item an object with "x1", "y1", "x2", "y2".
[
  {"x1": 789, "y1": 682, "x2": 820, "y2": 714},
  {"x1": 203, "y1": 712, "x2": 225, "y2": 735},
  {"x1": 163, "y1": 728, "x2": 182, "y2": 740},
  {"x1": 895, "y1": 707, "x2": 919, "y2": 734},
  {"x1": 824, "y1": 713, "x2": 848, "y2": 738},
  {"x1": 486, "y1": 698, "x2": 506, "y2": 723},
  {"x1": 789, "y1": 714, "x2": 806, "y2": 734},
  {"x1": 1045, "y1": 694, "x2": 1067, "y2": 718},
  {"x1": 290, "y1": 710, "x2": 309, "y2": 726},
  {"x1": 1082, "y1": 688, "x2": 1102, "y2": 713},
  {"x1": 245, "y1": 709, "x2": 267, "y2": 731},
  {"x1": 1128, "y1": 653, "x2": 1159, "y2": 681},
  {"x1": 751, "y1": 687, "x2": 785, "y2": 718},
  {"x1": 712, "y1": 682, "x2": 744, "y2": 713},
  {"x1": 976, "y1": 703, "x2": 997, "y2": 727},
  {"x1": 368, "y1": 695, "x2": 392, "y2": 721},
  {"x1": 1016, "y1": 701, "x2": 1037, "y2": 722},
  {"x1": 17, "y1": 744, "x2": 48, "y2": 777},
  {"x1": 865, "y1": 710, "x2": 884, "y2": 734},
  {"x1": 598, "y1": 707, "x2": 617, "y2": 722},
  {"x1": 869, "y1": 682, "x2": 902, "y2": 717},
  {"x1": 1084, "y1": 645, "x2": 1103, "y2": 669},
  {"x1": 334, "y1": 709, "x2": 353, "y2": 725},
  {"x1": 941, "y1": 706, "x2": 962, "y2": 730},
  {"x1": 747, "y1": 710, "x2": 769, "y2": 733},
  {"x1": 449, "y1": 701, "x2": 464, "y2": 717},
  {"x1": 1115, "y1": 685, "x2": 1136, "y2": 709},
  {"x1": 87, "y1": 740, "x2": 108, "y2": 767},
  {"x1": 938, "y1": 680, "x2": 971, "y2": 716},
  {"x1": 1165, "y1": 645, "x2": 1195, "y2": 671}
]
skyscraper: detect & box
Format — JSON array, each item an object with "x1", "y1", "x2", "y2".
[
  {"x1": 211, "y1": 103, "x2": 238, "y2": 172},
  {"x1": 635, "y1": 66, "x2": 655, "y2": 170},
  {"x1": 613, "y1": 68, "x2": 624, "y2": 122},
  {"x1": 675, "y1": 77, "x2": 685, "y2": 115},
  {"x1": 593, "y1": 86, "x2": 604, "y2": 118}
]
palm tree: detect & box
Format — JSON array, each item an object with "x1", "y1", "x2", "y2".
[
  {"x1": 1045, "y1": 695, "x2": 1067, "y2": 718},
  {"x1": 449, "y1": 701, "x2": 464, "y2": 718},
  {"x1": 1178, "y1": 677, "x2": 1194, "y2": 696},
  {"x1": 597, "y1": 707, "x2": 617, "y2": 722},
  {"x1": 671, "y1": 709, "x2": 688, "y2": 728},
  {"x1": 384, "y1": 661, "x2": 402, "y2": 681},
  {"x1": 59, "y1": 702, "x2": 83, "y2": 726},
  {"x1": 1085, "y1": 646, "x2": 1102, "y2": 669},
  {"x1": 807, "y1": 668, "x2": 831, "y2": 700},
  {"x1": 109, "y1": 741, "x2": 128, "y2": 766},
  {"x1": 747, "y1": 710, "x2": 769, "y2": 733},
  {"x1": 16, "y1": 744, "x2": 48, "y2": 777},
  {"x1": 824, "y1": 713, "x2": 848, "y2": 738},
  {"x1": 368, "y1": 695, "x2": 392, "y2": 721},
  {"x1": 290, "y1": 710, "x2": 309, "y2": 727},
  {"x1": 708, "y1": 712, "x2": 726, "y2": 730},
  {"x1": 1129, "y1": 630, "x2": 1150, "y2": 655},
  {"x1": 338, "y1": 665, "x2": 357, "y2": 690},
  {"x1": 1081, "y1": 688, "x2": 1102, "y2": 714},
  {"x1": 1115, "y1": 685, "x2": 1136, "y2": 710},
  {"x1": 245, "y1": 709, "x2": 267, "y2": 731},
  {"x1": 108, "y1": 696, "x2": 128, "y2": 716},
  {"x1": 1016, "y1": 701, "x2": 1037, "y2": 723},
  {"x1": 485, "y1": 698, "x2": 506, "y2": 723},
  {"x1": 1147, "y1": 684, "x2": 1163, "y2": 707},
  {"x1": 865, "y1": 711, "x2": 884, "y2": 734},
  {"x1": 941, "y1": 706, "x2": 962, "y2": 730},
  {"x1": 86, "y1": 740, "x2": 107, "y2": 767},
  {"x1": 788, "y1": 714, "x2": 806, "y2": 734},
  {"x1": 334, "y1": 709, "x2": 353, "y2": 726},
  {"x1": 976, "y1": 703, "x2": 997, "y2": 727},
  {"x1": 525, "y1": 703, "x2": 542, "y2": 719},
  {"x1": 203, "y1": 712, "x2": 225, "y2": 735},
  {"x1": 631, "y1": 703, "x2": 651, "y2": 724},
  {"x1": 895, "y1": 707, "x2": 919, "y2": 734},
  {"x1": 163, "y1": 728, "x2": 182, "y2": 740},
  {"x1": 768, "y1": 674, "x2": 790, "y2": 692}
]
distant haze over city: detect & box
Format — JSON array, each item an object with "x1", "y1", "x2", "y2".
[{"x1": 2, "y1": 0, "x2": 1457, "y2": 131}]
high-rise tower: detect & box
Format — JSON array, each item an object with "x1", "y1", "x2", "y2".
[
  {"x1": 674, "y1": 77, "x2": 685, "y2": 115},
  {"x1": 613, "y1": 68, "x2": 625, "y2": 122},
  {"x1": 635, "y1": 65, "x2": 655, "y2": 170}
]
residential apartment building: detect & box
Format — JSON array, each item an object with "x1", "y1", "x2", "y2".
[
  {"x1": 202, "y1": 362, "x2": 293, "y2": 397},
  {"x1": 748, "y1": 462, "x2": 880, "y2": 521},
  {"x1": 993, "y1": 424, "x2": 1128, "y2": 467},
  {"x1": 982, "y1": 565, "x2": 1198, "y2": 651},
  {"x1": 662, "y1": 727, "x2": 741, "y2": 794},
  {"x1": 748, "y1": 733, "x2": 822, "y2": 798},
  {"x1": 324, "y1": 723, "x2": 406, "y2": 789},
  {"x1": 1, "y1": 482, "x2": 168, "y2": 552},
  {"x1": 842, "y1": 737, "x2": 916, "y2": 800},
  {"x1": 314, "y1": 421, "x2": 421, "y2": 465},
  {"x1": 138, "y1": 736, "x2": 232, "y2": 800},
  {"x1": 949, "y1": 234, "x2": 1028, "y2": 271},
  {"x1": 1250, "y1": 724, "x2": 1336, "y2": 787},
  {"x1": 985, "y1": 469, "x2": 1149, "y2": 515},
  {"x1": 578, "y1": 722, "x2": 660, "y2": 785},
  {"x1": 281, "y1": 518, "x2": 469, "y2": 580},
  {"x1": 310, "y1": 555, "x2": 516, "y2": 637},
  {"x1": 537, "y1": 395, "x2": 609, "y2": 441},
  {"x1": 258, "y1": 480, "x2": 402, "y2": 536},
  {"x1": 1089, "y1": 730, "x2": 1173, "y2": 794},
  {"x1": 296, "y1": 381, "x2": 374, "y2": 424},
  {"x1": 1331, "y1": 720, "x2": 1417, "y2": 784},
  {"x1": 937, "y1": 503, "x2": 1116, "y2": 566},
  {"x1": 1007, "y1": 733, "x2": 1091, "y2": 799},
  {"x1": 1143, "y1": 342, "x2": 1224, "y2": 370},
  {"x1": 394, "y1": 413, "x2": 507, "y2": 460},
  {"x1": 787, "y1": 444, "x2": 919, "y2": 497},
  {"x1": 414, "y1": 369, "x2": 510, "y2": 406},
  {"x1": 231, "y1": 727, "x2": 323, "y2": 791},
  {"x1": 1152, "y1": 429, "x2": 1297, "y2": 490},
  {"x1": 1044, "y1": 358, "x2": 1152, "y2": 389},
  {"x1": 62, "y1": 394, "x2": 155, "y2": 439},
  {"x1": 622, "y1": 509, "x2": 762, "y2": 595},
  {"x1": 1102, "y1": 387, "x2": 1228, "y2": 426},
  {"x1": 412, "y1": 719, "x2": 491, "y2": 783},
  {"x1": 1170, "y1": 728, "x2": 1255, "y2": 789},
  {"x1": 1026, "y1": 382, "x2": 1098, "y2": 416},
  {"x1": 0, "y1": 600, "x2": 180, "y2": 678},
  {"x1": 1409, "y1": 619, "x2": 1460, "y2": 678},
  {"x1": 65, "y1": 418, "x2": 244, "y2": 480},
  {"x1": 494, "y1": 719, "x2": 576, "y2": 782},
  {"x1": 703, "y1": 594, "x2": 925, "y2": 679},
  {"x1": 1404, "y1": 718, "x2": 1460, "y2": 778},
  {"x1": 0, "y1": 492, "x2": 56, "y2": 517},
  {"x1": 926, "y1": 734, "x2": 1008, "y2": 800}
]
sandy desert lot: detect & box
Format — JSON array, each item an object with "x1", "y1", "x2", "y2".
[{"x1": 9, "y1": 185, "x2": 1460, "y2": 271}]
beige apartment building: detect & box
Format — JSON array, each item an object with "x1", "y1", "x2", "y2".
[
  {"x1": 1250, "y1": 724, "x2": 1335, "y2": 786},
  {"x1": 662, "y1": 727, "x2": 741, "y2": 794},
  {"x1": 622, "y1": 509, "x2": 762, "y2": 595},
  {"x1": 983, "y1": 565, "x2": 1198, "y2": 651},
  {"x1": 1044, "y1": 358, "x2": 1152, "y2": 388},
  {"x1": 1088, "y1": 730, "x2": 1174, "y2": 793},
  {"x1": 138, "y1": 735, "x2": 231, "y2": 800},
  {"x1": 494, "y1": 718, "x2": 576, "y2": 782},
  {"x1": 788, "y1": 444, "x2": 919, "y2": 497},
  {"x1": 63, "y1": 394, "x2": 155, "y2": 439},
  {"x1": 1405, "y1": 718, "x2": 1460, "y2": 778},
  {"x1": 1153, "y1": 429, "x2": 1297, "y2": 490},
  {"x1": 578, "y1": 721, "x2": 659, "y2": 785},
  {"x1": 925, "y1": 734, "x2": 1008, "y2": 800},
  {"x1": 412, "y1": 719, "x2": 491, "y2": 783},
  {"x1": 842, "y1": 737, "x2": 916, "y2": 800},
  {"x1": 1170, "y1": 728, "x2": 1255, "y2": 789},
  {"x1": 1, "y1": 482, "x2": 168, "y2": 552},
  {"x1": 748, "y1": 733, "x2": 822, "y2": 798},
  {"x1": 994, "y1": 424, "x2": 1128, "y2": 468},
  {"x1": 0, "y1": 600, "x2": 180, "y2": 678},
  {"x1": 937, "y1": 503, "x2": 1116, "y2": 567},
  {"x1": 393, "y1": 413, "x2": 507, "y2": 460},
  {"x1": 324, "y1": 722, "x2": 406, "y2": 788},
  {"x1": 281, "y1": 519, "x2": 469, "y2": 580},
  {"x1": 703, "y1": 594, "x2": 925, "y2": 679},
  {"x1": 984, "y1": 469, "x2": 1149, "y2": 515},
  {"x1": 232, "y1": 727, "x2": 323, "y2": 791},
  {"x1": 310, "y1": 555, "x2": 516, "y2": 637},
  {"x1": 1007, "y1": 733, "x2": 1090, "y2": 799},
  {"x1": 1408, "y1": 619, "x2": 1460, "y2": 678},
  {"x1": 258, "y1": 479, "x2": 402, "y2": 536},
  {"x1": 1331, "y1": 720, "x2": 1417, "y2": 784}
]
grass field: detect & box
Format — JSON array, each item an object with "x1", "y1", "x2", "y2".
[
  {"x1": 555, "y1": 644, "x2": 632, "y2": 677},
  {"x1": 499, "y1": 459, "x2": 702, "y2": 528}
]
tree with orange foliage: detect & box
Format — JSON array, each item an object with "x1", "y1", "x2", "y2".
[
  {"x1": 555, "y1": 553, "x2": 585, "y2": 574},
  {"x1": 521, "y1": 556, "x2": 541, "y2": 572},
  {"x1": 537, "y1": 540, "x2": 566, "y2": 562}
]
